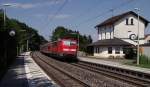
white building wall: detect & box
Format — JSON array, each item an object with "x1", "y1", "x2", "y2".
[
  {"x1": 145, "y1": 36, "x2": 150, "y2": 43},
  {"x1": 98, "y1": 34, "x2": 102, "y2": 40},
  {"x1": 95, "y1": 13, "x2": 147, "y2": 58},
  {"x1": 101, "y1": 28, "x2": 105, "y2": 40},
  {"x1": 105, "y1": 26, "x2": 112, "y2": 39},
  {"x1": 94, "y1": 47, "x2": 108, "y2": 57},
  {"x1": 114, "y1": 14, "x2": 145, "y2": 44},
  {"x1": 106, "y1": 29, "x2": 110, "y2": 39},
  {"x1": 97, "y1": 28, "x2": 100, "y2": 40},
  {"x1": 110, "y1": 28, "x2": 114, "y2": 39},
  {"x1": 98, "y1": 25, "x2": 114, "y2": 40},
  {"x1": 120, "y1": 47, "x2": 124, "y2": 54},
  {"x1": 94, "y1": 46, "x2": 125, "y2": 58}
]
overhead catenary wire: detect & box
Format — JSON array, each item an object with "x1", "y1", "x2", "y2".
[
  {"x1": 74, "y1": 0, "x2": 105, "y2": 21},
  {"x1": 73, "y1": 0, "x2": 135, "y2": 27},
  {"x1": 44, "y1": 0, "x2": 68, "y2": 40},
  {"x1": 49, "y1": 0, "x2": 68, "y2": 23}
]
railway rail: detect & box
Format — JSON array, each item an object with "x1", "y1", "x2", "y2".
[
  {"x1": 72, "y1": 61, "x2": 150, "y2": 87},
  {"x1": 31, "y1": 51, "x2": 150, "y2": 87},
  {"x1": 31, "y1": 52, "x2": 88, "y2": 87}
]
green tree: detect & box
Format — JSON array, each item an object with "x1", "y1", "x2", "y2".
[{"x1": 0, "y1": 10, "x2": 47, "y2": 79}]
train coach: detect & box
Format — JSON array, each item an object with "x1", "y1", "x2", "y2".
[{"x1": 40, "y1": 37, "x2": 78, "y2": 61}]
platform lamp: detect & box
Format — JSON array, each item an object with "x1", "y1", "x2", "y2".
[
  {"x1": 2, "y1": 4, "x2": 13, "y2": 67},
  {"x1": 2, "y1": 4, "x2": 13, "y2": 30}
]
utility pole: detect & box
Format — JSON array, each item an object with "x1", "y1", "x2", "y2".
[
  {"x1": 135, "y1": 8, "x2": 140, "y2": 65},
  {"x1": 77, "y1": 31, "x2": 79, "y2": 51}
]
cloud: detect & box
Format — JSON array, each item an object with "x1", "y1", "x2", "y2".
[
  {"x1": 34, "y1": 14, "x2": 71, "y2": 20},
  {"x1": 48, "y1": 14, "x2": 71, "y2": 19},
  {"x1": 38, "y1": 0, "x2": 69, "y2": 6},
  {"x1": 2, "y1": 3, "x2": 36, "y2": 9},
  {"x1": 2, "y1": 0, "x2": 67, "y2": 9},
  {"x1": 15, "y1": 3, "x2": 36, "y2": 9}
]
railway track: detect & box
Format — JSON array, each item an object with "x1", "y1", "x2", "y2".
[
  {"x1": 31, "y1": 52, "x2": 88, "y2": 87},
  {"x1": 31, "y1": 51, "x2": 149, "y2": 87},
  {"x1": 71, "y1": 61, "x2": 150, "y2": 87}
]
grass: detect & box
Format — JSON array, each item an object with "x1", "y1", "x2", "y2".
[
  {"x1": 125, "y1": 62, "x2": 150, "y2": 68},
  {"x1": 124, "y1": 55, "x2": 150, "y2": 69},
  {"x1": 137, "y1": 64, "x2": 150, "y2": 68}
]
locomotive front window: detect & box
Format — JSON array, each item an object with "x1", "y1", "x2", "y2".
[
  {"x1": 63, "y1": 40, "x2": 77, "y2": 46},
  {"x1": 70, "y1": 41, "x2": 76, "y2": 45},
  {"x1": 63, "y1": 40, "x2": 70, "y2": 46}
]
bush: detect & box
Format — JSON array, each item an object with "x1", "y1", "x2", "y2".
[{"x1": 124, "y1": 48, "x2": 136, "y2": 59}]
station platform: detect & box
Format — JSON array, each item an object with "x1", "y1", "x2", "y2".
[
  {"x1": 0, "y1": 52, "x2": 59, "y2": 87},
  {"x1": 78, "y1": 56, "x2": 150, "y2": 74}
]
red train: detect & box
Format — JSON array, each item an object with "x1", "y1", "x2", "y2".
[{"x1": 40, "y1": 37, "x2": 78, "y2": 61}]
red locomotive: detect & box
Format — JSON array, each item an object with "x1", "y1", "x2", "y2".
[{"x1": 40, "y1": 37, "x2": 78, "y2": 61}]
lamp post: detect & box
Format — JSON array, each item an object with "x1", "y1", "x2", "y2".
[
  {"x1": 135, "y1": 8, "x2": 140, "y2": 65},
  {"x1": 2, "y1": 4, "x2": 12, "y2": 30},
  {"x1": 2, "y1": 4, "x2": 13, "y2": 67},
  {"x1": 22, "y1": 34, "x2": 35, "y2": 52},
  {"x1": 17, "y1": 30, "x2": 26, "y2": 55}
]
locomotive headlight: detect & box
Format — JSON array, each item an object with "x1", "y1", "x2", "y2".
[
  {"x1": 63, "y1": 48, "x2": 69, "y2": 51},
  {"x1": 70, "y1": 49, "x2": 76, "y2": 51},
  {"x1": 63, "y1": 48, "x2": 76, "y2": 51}
]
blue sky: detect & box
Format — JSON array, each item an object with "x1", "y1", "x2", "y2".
[{"x1": 0, "y1": 0, "x2": 150, "y2": 41}]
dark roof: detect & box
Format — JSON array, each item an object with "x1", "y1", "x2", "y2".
[
  {"x1": 88, "y1": 38, "x2": 132, "y2": 46},
  {"x1": 145, "y1": 34, "x2": 150, "y2": 39},
  {"x1": 95, "y1": 11, "x2": 149, "y2": 28},
  {"x1": 140, "y1": 43, "x2": 150, "y2": 46}
]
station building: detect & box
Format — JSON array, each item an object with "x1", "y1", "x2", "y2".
[{"x1": 88, "y1": 11, "x2": 149, "y2": 58}]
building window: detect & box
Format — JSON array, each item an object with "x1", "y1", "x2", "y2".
[
  {"x1": 94, "y1": 47, "x2": 96, "y2": 53},
  {"x1": 123, "y1": 48, "x2": 126, "y2": 54},
  {"x1": 131, "y1": 18, "x2": 134, "y2": 25},
  {"x1": 97, "y1": 47, "x2": 99, "y2": 53},
  {"x1": 105, "y1": 27, "x2": 106, "y2": 39},
  {"x1": 95, "y1": 47, "x2": 99, "y2": 53},
  {"x1": 109, "y1": 31, "x2": 111, "y2": 39},
  {"x1": 108, "y1": 47, "x2": 112, "y2": 54},
  {"x1": 101, "y1": 32, "x2": 102, "y2": 40},
  {"x1": 115, "y1": 47, "x2": 120, "y2": 54},
  {"x1": 99, "y1": 47, "x2": 103, "y2": 53},
  {"x1": 98, "y1": 29, "x2": 100, "y2": 34},
  {"x1": 126, "y1": 18, "x2": 128, "y2": 25}
]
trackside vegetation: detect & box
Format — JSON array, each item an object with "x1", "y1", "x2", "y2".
[
  {"x1": 0, "y1": 10, "x2": 47, "y2": 80},
  {"x1": 139, "y1": 55, "x2": 150, "y2": 68}
]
